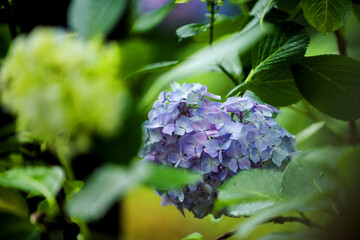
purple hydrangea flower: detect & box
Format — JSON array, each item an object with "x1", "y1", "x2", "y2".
[{"x1": 140, "y1": 83, "x2": 298, "y2": 218}]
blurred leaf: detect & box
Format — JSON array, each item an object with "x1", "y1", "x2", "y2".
[
  {"x1": 65, "y1": 164, "x2": 137, "y2": 221},
  {"x1": 226, "y1": 200, "x2": 276, "y2": 216},
  {"x1": 217, "y1": 169, "x2": 283, "y2": 207},
  {"x1": 129, "y1": 61, "x2": 180, "y2": 78},
  {"x1": 250, "y1": 0, "x2": 275, "y2": 22},
  {"x1": 37, "y1": 199, "x2": 50, "y2": 213},
  {"x1": 176, "y1": 23, "x2": 209, "y2": 41},
  {"x1": 0, "y1": 212, "x2": 39, "y2": 240},
  {"x1": 338, "y1": 146, "x2": 360, "y2": 189},
  {"x1": 302, "y1": 0, "x2": 352, "y2": 34},
  {"x1": 139, "y1": 22, "x2": 273, "y2": 110},
  {"x1": 0, "y1": 135, "x2": 20, "y2": 155},
  {"x1": 0, "y1": 166, "x2": 64, "y2": 207},
  {"x1": 296, "y1": 121, "x2": 325, "y2": 145},
  {"x1": 226, "y1": 68, "x2": 302, "y2": 107},
  {"x1": 236, "y1": 198, "x2": 308, "y2": 237},
  {"x1": 63, "y1": 180, "x2": 84, "y2": 198},
  {"x1": 143, "y1": 163, "x2": 202, "y2": 190},
  {"x1": 195, "y1": 15, "x2": 250, "y2": 42},
  {"x1": 0, "y1": 186, "x2": 28, "y2": 218},
  {"x1": 218, "y1": 54, "x2": 242, "y2": 83},
  {"x1": 175, "y1": 0, "x2": 191, "y2": 3},
  {"x1": 258, "y1": 228, "x2": 328, "y2": 240},
  {"x1": 182, "y1": 232, "x2": 203, "y2": 240},
  {"x1": 252, "y1": 25, "x2": 310, "y2": 73},
  {"x1": 292, "y1": 55, "x2": 360, "y2": 121},
  {"x1": 66, "y1": 162, "x2": 201, "y2": 221},
  {"x1": 131, "y1": 1, "x2": 175, "y2": 33},
  {"x1": 282, "y1": 148, "x2": 344, "y2": 199},
  {"x1": 354, "y1": 4, "x2": 360, "y2": 22},
  {"x1": 68, "y1": 0, "x2": 127, "y2": 38}
]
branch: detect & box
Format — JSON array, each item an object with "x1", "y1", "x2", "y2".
[
  {"x1": 217, "y1": 64, "x2": 238, "y2": 86},
  {"x1": 209, "y1": 1, "x2": 216, "y2": 45},
  {"x1": 334, "y1": 30, "x2": 358, "y2": 145},
  {"x1": 214, "y1": 214, "x2": 322, "y2": 240}
]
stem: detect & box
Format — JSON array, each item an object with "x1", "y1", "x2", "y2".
[
  {"x1": 2, "y1": 0, "x2": 17, "y2": 38},
  {"x1": 349, "y1": 120, "x2": 358, "y2": 145},
  {"x1": 214, "y1": 214, "x2": 321, "y2": 240},
  {"x1": 334, "y1": 29, "x2": 358, "y2": 144},
  {"x1": 289, "y1": 103, "x2": 348, "y2": 142},
  {"x1": 286, "y1": 2, "x2": 302, "y2": 21},
  {"x1": 209, "y1": 1, "x2": 216, "y2": 45},
  {"x1": 236, "y1": 69, "x2": 255, "y2": 97},
  {"x1": 218, "y1": 64, "x2": 238, "y2": 85}
]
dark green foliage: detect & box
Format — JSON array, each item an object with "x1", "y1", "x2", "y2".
[
  {"x1": 302, "y1": 0, "x2": 352, "y2": 34},
  {"x1": 68, "y1": 0, "x2": 128, "y2": 38},
  {"x1": 251, "y1": 25, "x2": 310, "y2": 73},
  {"x1": 131, "y1": 1, "x2": 175, "y2": 33},
  {"x1": 292, "y1": 55, "x2": 360, "y2": 121},
  {"x1": 227, "y1": 68, "x2": 302, "y2": 106},
  {"x1": 176, "y1": 23, "x2": 210, "y2": 41},
  {"x1": 0, "y1": 213, "x2": 39, "y2": 240}
]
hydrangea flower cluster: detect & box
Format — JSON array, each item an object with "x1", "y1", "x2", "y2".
[
  {"x1": 0, "y1": 28, "x2": 129, "y2": 157},
  {"x1": 140, "y1": 82, "x2": 297, "y2": 218}
]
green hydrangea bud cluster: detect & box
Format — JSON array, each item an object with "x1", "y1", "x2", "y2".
[{"x1": 0, "y1": 28, "x2": 129, "y2": 157}]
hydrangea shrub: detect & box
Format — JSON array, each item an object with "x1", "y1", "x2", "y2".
[
  {"x1": 140, "y1": 83, "x2": 297, "y2": 218},
  {"x1": 0, "y1": 28, "x2": 129, "y2": 157}
]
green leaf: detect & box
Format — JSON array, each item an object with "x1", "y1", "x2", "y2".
[
  {"x1": 226, "y1": 68, "x2": 302, "y2": 107},
  {"x1": 302, "y1": 0, "x2": 352, "y2": 34},
  {"x1": 252, "y1": 25, "x2": 310, "y2": 73},
  {"x1": 63, "y1": 180, "x2": 84, "y2": 198},
  {"x1": 250, "y1": 0, "x2": 275, "y2": 22},
  {"x1": 296, "y1": 121, "x2": 325, "y2": 145},
  {"x1": 65, "y1": 164, "x2": 138, "y2": 221},
  {"x1": 131, "y1": 1, "x2": 175, "y2": 33},
  {"x1": 0, "y1": 212, "x2": 39, "y2": 240},
  {"x1": 236, "y1": 198, "x2": 309, "y2": 237},
  {"x1": 226, "y1": 200, "x2": 276, "y2": 216},
  {"x1": 175, "y1": 0, "x2": 191, "y2": 3},
  {"x1": 0, "y1": 166, "x2": 64, "y2": 207},
  {"x1": 0, "y1": 186, "x2": 28, "y2": 218},
  {"x1": 68, "y1": 0, "x2": 127, "y2": 38},
  {"x1": 66, "y1": 163, "x2": 201, "y2": 221},
  {"x1": 291, "y1": 55, "x2": 360, "y2": 121},
  {"x1": 129, "y1": 61, "x2": 180, "y2": 77},
  {"x1": 338, "y1": 145, "x2": 360, "y2": 189},
  {"x1": 217, "y1": 169, "x2": 283, "y2": 207},
  {"x1": 194, "y1": 15, "x2": 250, "y2": 43},
  {"x1": 354, "y1": 4, "x2": 360, "y2": 23},
  {"x1": 176, "y1": 23, "x2": 209, "y2": 41},
  {"x1": 282, "y1": 148, "x2": 344, "y2": 199},
  {"x1": 258, "y1": 228, "x2": 328, "y2": 240},
  {"x1": 139, "y1": 22, "x2": 273, "y2": 110},
  {"x1": 144, "y1": 163, "x2": 202, "y2": 190},
  {"x1": 182, "y1": 232, "x2": 203, "y2": 240}
]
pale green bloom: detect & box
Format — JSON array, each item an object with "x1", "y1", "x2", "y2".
[{"x1": 0, "y1": 28, "x2": 129, "y2": 157}]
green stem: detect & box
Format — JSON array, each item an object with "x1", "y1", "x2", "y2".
[
  {"x1": 286, "y1": 2, "x2": 302, "y2": 21},
  {"x1": 289, "y1": 102, "x2": 349, "y2": 142},
  {"x1": 214, "y1": 214, "x2": 321, "y2": 240},
  {"x1": 236, "y1": 69, "x2": 255, "y2": 97},
  {"x1": 208, "y1": 1, "x2": 216, "y2": 45},
  {"x1": 217, "y1": 64, "x2": 238, "y2": 85},
  {"x1": 334, "y1": 29, "x2": 358, "y2": 144}
]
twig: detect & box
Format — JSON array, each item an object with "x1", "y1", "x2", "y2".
[
  {"x1": 209, "y1": 1, "x2": 216, "y2": 45},
  {"x1": 217, "y1": 64, "x2": 238, "y2": 86},
  {"x1": 334, "y1": 29, "x2": 358, "y2": 145},
  {"x1": 214, "y1": 214, "x2": 322, "y2": 240}
]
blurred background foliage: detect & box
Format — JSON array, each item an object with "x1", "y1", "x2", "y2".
[{"x1": 0, "y1": 0, "x2": 359, "y2": 239}]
